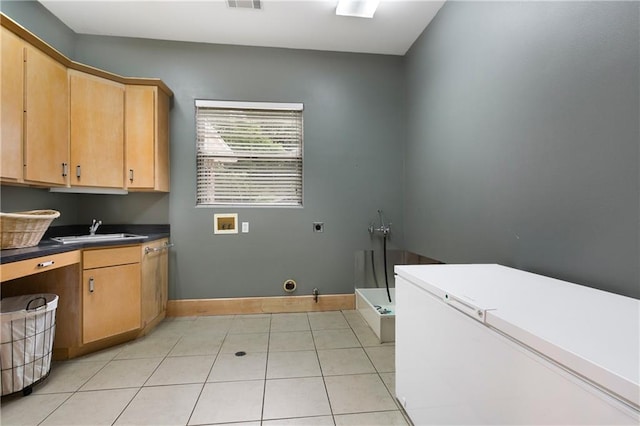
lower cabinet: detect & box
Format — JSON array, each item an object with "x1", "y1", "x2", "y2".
[
  {"x1": 82, "y1": 246, "x2": 141, "y2": 344},
  {"x1": 141, "y1": 238, "x2": 169, "y2": 328},
  {"x1": 1, "y1": 240, "x2": 169, "y2": 358}
]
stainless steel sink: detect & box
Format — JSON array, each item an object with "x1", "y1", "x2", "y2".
[{"x1": 51, "y1": 233, "x2": 149, "y2": 244}]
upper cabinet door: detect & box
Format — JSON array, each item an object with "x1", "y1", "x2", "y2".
[
  {"x1": 1, "y1": 27, "x2": 24, "y2": 183},
  {"x1": 156, "y1": 87, "x2": 170, "y2": 192},
  {"x1": 24, "y1": 45, "x2": 69, "y2": 186},
  {"x1": 70, "y1": 70, "x2": 125, "y2": 188},
  {"x1": 125, "y1": 85, "x2": 155, "y2": 189},
  {"x1": 125, "y1": 85, "x2": 170, "y2": 192}
]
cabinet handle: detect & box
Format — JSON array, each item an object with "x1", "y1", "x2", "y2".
[
  {"x1": 62, "y1": 163, "x2": 68, "y2": 177},
  {"x1": 145, "y1": 242, "x2": 174, "y2": 255},
  {"x1": 129, "y1": 169, "x2": 134, "y2": 182},
  {"x1": 76, "y1": 165, "x2": 81, "y2": 178},
  {"x1": 89, "y1": 277, "x2": 95, "y2": 293},
  {"x1": 37, "y1": 260, "x2": 55, "y2": 268}
]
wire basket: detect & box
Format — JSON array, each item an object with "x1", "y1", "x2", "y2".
[
  {"x1": 0, "y1": 294, "x2": 58, "y2": 396},
  {"x1": 0, "y1": 210, "x2": 60, "y2": 249}
]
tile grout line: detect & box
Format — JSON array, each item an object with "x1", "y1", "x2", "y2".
[
  {"x1": 343, "y1": 309, "x2": 401, "y2": 420},
  {"x1": 36, "y1": 343, "x2": 126, "y2": 425},
  {"x1": 337, "y1": 310, "x2": 397, "y2": 419},
  {"x1": 20, "y1": 311, "x2": 397, "y2": 426},
  {"x1": 259, "y1": 313, "x2": 272, "y2": 424},
  {"x1": 313, "y1": 312, "x2": 339, "y2": 426},
  {"x1": 185, "y1": 316, "x2": 231, "y2": 426},
  {"x1": 112, "y1": 328, "x2": 185, "y2": 425},
  {"x1": 35, "y1": 390, "x2": 75, "y2": 426}
]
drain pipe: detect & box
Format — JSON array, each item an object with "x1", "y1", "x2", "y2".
[
  {"x1": 313, "y1": 288, "x2": 319, "y2": 303},
  {"x1": 382, "y1": 234, "x2": 392, "y2": 304}
]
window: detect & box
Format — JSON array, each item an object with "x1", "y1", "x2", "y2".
[{"x1": 196, "y1": 100, "x2": 303, "y2": 206}]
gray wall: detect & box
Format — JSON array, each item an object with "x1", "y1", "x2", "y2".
[
  {"x1": 4, "y1": 1, "x2": 638, "y2": 300},
  {"x1": 404, "y1": 1, "x2": 640, "y2": 298},
  {"x1": 0, "y1": 0, "x2": 75, "y2": 57},
  {"x1": 0, "y1": 186, "x2": 81, "y2": 226},
  {"x1": 1, "y1": 2, "x2": 406, "y2": 299},
  {"x1": 73, "y1": 38, "x2": 406, "y2": 299}
]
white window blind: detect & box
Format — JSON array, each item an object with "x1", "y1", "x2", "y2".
[{"x1": 196, "y1": 100, "x2": 303, "y2": 206}]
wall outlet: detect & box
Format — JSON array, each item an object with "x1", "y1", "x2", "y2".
[
  {"x1": 313, "y1": 222, "x2": 324, "y2": 233},
  {"x1": 241, "y1": 222, "x2": 249, "y2": 233}
]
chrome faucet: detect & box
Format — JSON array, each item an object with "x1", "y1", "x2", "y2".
[
  {"x1": 89, "y1": 219, "x2": 102, "y2": 236},
  {"x1": 368, "y1": 209, "x2": 390, "y2": 236}
]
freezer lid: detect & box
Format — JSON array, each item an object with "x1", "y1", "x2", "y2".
[
  {"x1": 395, "y1": 264, "x2": 527, "y2": 317},
  {"x1": 395, "y1": 264, "x2": 503, "y2": 323},
  {"x1": 394, "y1": 263, "x2": 640, "y2": 409}
]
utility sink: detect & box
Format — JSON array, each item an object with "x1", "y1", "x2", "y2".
[{"x1": 51, "y1": 233, "x2": 149, "y2": 244}]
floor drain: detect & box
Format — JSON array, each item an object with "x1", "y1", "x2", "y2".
[{"x1": 235, "y1": 351, "x2": 247, "y2": 357}]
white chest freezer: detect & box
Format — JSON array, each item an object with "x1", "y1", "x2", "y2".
[{"x1": 395, "y1": 264, "x2": 639, "y2": 425}]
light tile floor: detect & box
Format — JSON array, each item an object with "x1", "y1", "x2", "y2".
[{"x1": 1, "y1": 310, "x2": 408, "y2": 426}]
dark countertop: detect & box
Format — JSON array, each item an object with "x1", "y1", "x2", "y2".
[{"x1": 0, "y1": 224, "x2": 170, "y2": 264}]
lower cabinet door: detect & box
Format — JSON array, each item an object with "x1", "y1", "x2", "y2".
[
  {"x1": 83, "y1": 263, "x2": 141, "y2": 344},
  {"x1": 141, "y1": 239, "x2": 169, "y2": 327}
]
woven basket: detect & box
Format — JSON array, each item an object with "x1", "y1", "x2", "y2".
[
  {"x1": 1, "y1": 293, "x2": 58, "y2": 396},
  {"x1": 0, "y1": 210, "x2": 60, "y2": 249}
]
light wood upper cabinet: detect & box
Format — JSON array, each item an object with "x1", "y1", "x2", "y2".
[
  {"x1": 24, "y1": 45, "x2": 69, "y2": 186},
  {"x1": 70, "y1": 70, "x2": 125, "y2": 188},
  {"x1": 1, "y1": 27, "x2": 24, "y2": 183},
  {"x1": 1, "y1": 14, "x2": 172, "y2": 192},
  {"x1": 125, "y1": 85, "x2": 170, "y2": 192}
]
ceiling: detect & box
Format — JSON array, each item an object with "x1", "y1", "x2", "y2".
[{"x1": 38, "y1": 0, "x2": 445, "y2": 56}]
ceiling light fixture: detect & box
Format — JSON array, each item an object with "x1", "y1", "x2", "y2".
[
  {"x1": 227, "y1": 0, "x2": 261, "y2": 10},
  {"x1": 335, "y1": 0, "x2": 380, "y2": 18}
]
